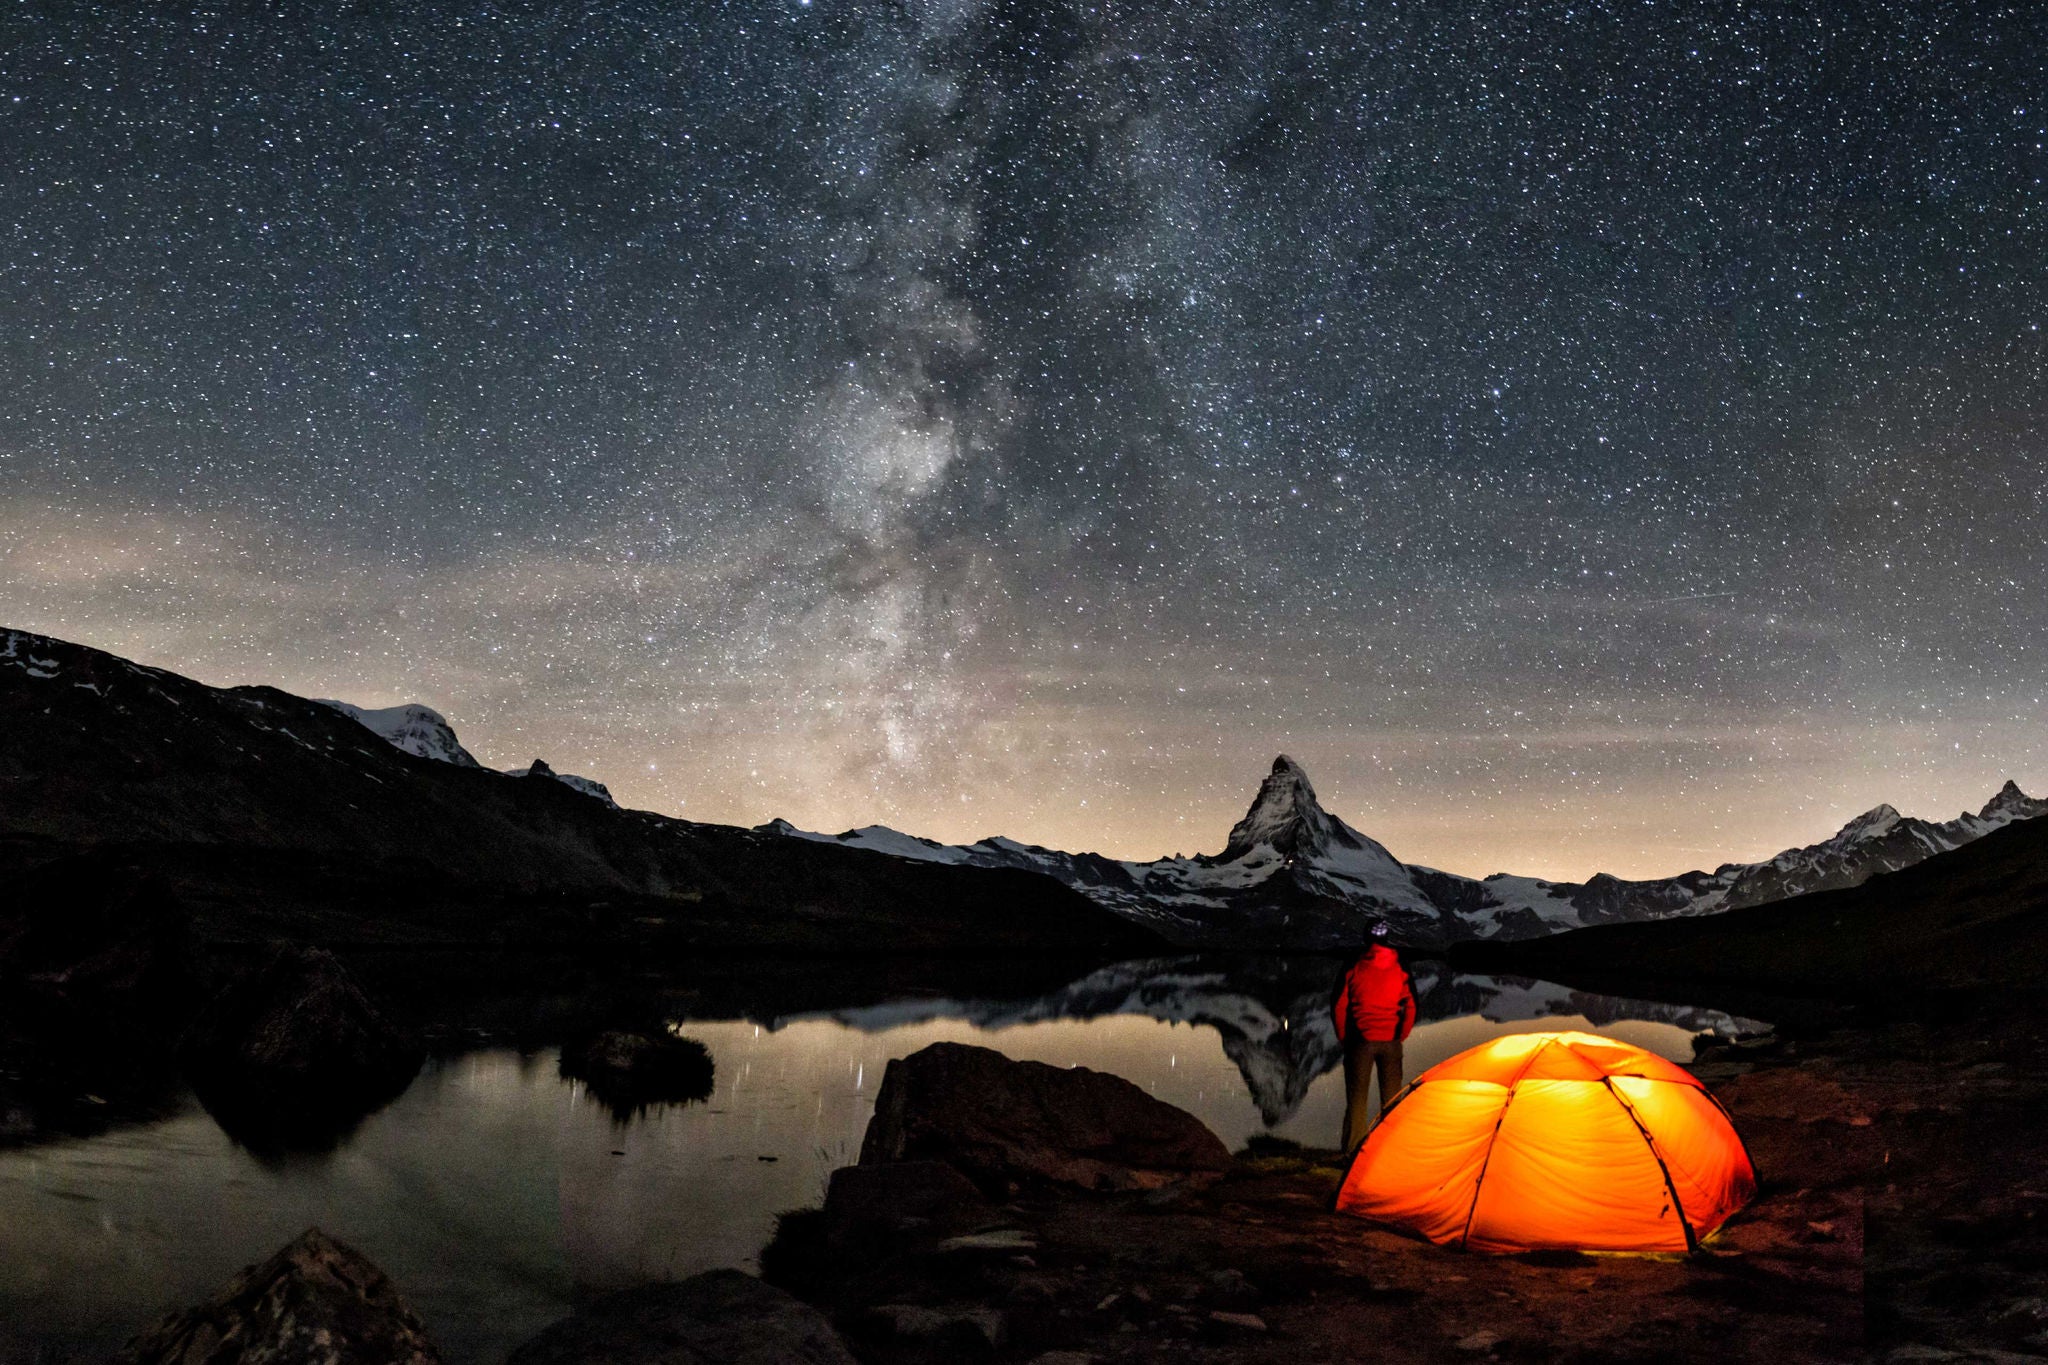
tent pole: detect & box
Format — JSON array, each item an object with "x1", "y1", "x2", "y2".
[{"x1": 1601, "y1": 1077, "x2": 1700, "y2": 1254}]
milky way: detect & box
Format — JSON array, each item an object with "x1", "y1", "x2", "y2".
[{"x1": 2, "y1": 1, "x2": 2044, "y2": 877}]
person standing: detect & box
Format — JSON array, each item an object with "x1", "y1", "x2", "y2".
[{"x1": 1332, "y1": 920, "x2": 1418, "y2": 1154}]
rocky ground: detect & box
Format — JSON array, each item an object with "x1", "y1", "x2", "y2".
[
  {"x1": 1840, "y1": 1003, "x2": 2048, "y2": 1358},
  {"x1": 111, "y1": 1228, "x2": 442, "y2": 1365},
  {"x1": 759, "y1": 994, "x2": 2047, "y2": 1365}
]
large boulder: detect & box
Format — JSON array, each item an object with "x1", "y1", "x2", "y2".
[
  {"x1": 505, "y1": 1269, "x2": 857, "y2": 1365},
  {"x1": 111, "y1": 1226, "x2": 440, "y2": 1364},
  {"x1": 182, "y1": 946, "x2": 422, "y2": 1151},
  {"x1": 859, "y1": 1042, "x2": 1232, "y2": 1193}
]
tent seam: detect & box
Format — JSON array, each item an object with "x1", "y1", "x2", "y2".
[
  {"x1": 1457, "y1": 1036, "x2": 1556, "y2": 1249},
  {"x1": 1599, "y1": 1076, "x2": 1700, "y2": 1254},
  {"x1": 1696, "y1": 1085, "x2": 1763, "y2": 1190}
]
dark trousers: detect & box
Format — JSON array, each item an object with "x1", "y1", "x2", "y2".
[{"x1": 1341, "y1": 1037, "x2": 1404, "y2": 1154}]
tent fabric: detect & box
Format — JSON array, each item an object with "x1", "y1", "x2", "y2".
[{"x1": 1334, "y1": 1031, "x2": 1756, "y2": 1253}]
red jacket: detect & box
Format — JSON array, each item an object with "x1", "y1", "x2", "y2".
[{"x1": 1332, "y1": 946, "x2": 1417, "y2": 1043}]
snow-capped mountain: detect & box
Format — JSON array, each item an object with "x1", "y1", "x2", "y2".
[
  {"x1": 316, "y1": 696, "x2": 618, "y2": 806},
  {"x1": 767, "y1": 755, "x2": 2048, "y2": 950},
  {"x1": 770, "y1": 756, "x2": 1445, "y2": 947},
  {"x1": 29, "y1": 620, "x2": 2030, "y2": 953},
  {"x1": 1463, "y1": 779, "x2": 2048, "y2": 938},
  {"x1": 315, "y1": 700, "x2": 481, "y2": 767}
]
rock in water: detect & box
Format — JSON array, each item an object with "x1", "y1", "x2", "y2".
[
  {"x1": 558, "y1": 1027, "x2": 714, "y2": 1117},
  {"x1": 505, "y1": 1270, "x2": 857, "y2": 1365},
  {"x1": 182, "y1": 946, "x2": 422, "y2": 1150},
  {"x1": 859, "y1": 1042, "x2": 1232, "y2": 1192},
  {"x1": 112, "y1": 1226, "x2": 440, "y2": 1364}
]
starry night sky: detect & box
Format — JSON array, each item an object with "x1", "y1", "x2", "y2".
[{"x1": 3, "y1": 1, "x2": 2044, "y2": 878}]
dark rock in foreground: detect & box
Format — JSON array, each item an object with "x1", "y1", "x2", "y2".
[
  {"x1": 0, "y1": 861, "x2": 196, "y2": 1144},
  {"x1": 0, "y1": 627, "x2": 1171, "y2": 959},
  {"x1": 860, "y1": 1302, "x2": 1007, "y2": 1352},
  {"x1": 182, "y1": 946, "x2": 423, "y2": 1151},
  {"x1": 558, "y1": 1027, "x2": 714, "y2": 1116},
  {"x1": 859, "y1": 1042, "x2": 1232, "y2": 1193},
  {"x1": 112, "y1": 1226, "x2": 440, "y2": 1365},
  {"x1": 0, "y1": 860, "x2": 193, "y2": 1000},
  {"x1": 506, "y1": 1269, "x2": 857, "y2": 1365},
  {"x1": 821, "y1": 1159, "x2": 1001, "y2": 1251}
]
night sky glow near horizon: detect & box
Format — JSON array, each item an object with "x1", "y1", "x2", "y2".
[{"x1": 3, "y1": 1, "x2": 2045, "y2": 880}]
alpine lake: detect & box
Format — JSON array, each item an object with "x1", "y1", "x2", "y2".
[{"x1": 0, "y1": 954, "x2": 1764, "y2": 1364}]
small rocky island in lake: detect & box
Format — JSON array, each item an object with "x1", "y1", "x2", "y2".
[{"x1": 558, "y1": 1026, "x2": 716, "y2": 1117}]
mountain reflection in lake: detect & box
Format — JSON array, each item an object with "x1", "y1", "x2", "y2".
[{"x1": 0, "y1": 960, "x2": 1762, "y2": 1365}]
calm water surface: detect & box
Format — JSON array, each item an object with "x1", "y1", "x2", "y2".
[{"x1": 0, "y1": 964, "x2": 1758, "y2": 1364}]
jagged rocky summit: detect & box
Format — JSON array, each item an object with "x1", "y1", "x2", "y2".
[
  {"x1": 771, "y1": 755, "x2": 2048, "y2": 951},
  {"x1": 509, "y1": 758, "x2": 619, "y2": 808}
]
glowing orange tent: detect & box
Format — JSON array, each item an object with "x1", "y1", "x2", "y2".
[{"x1": 1335, "y1": 1030, "x2": 1755, "y2": 1253}]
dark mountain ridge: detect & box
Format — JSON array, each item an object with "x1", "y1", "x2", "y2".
[
  {"x1": 0, "y1": 628, "x2": 1164, "y2": 957},
  {"x1": 9, "y1": 625, "x2": 2040, "y2": 963}
]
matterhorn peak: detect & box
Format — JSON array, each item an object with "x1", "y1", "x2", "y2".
[{"x1": 1221, "y1": 754, "x2": 1353, "y2": 860}]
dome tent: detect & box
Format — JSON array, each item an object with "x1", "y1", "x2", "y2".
[{"x1": 1334, "y1": 1031, "x2": 1755, "y2": 1253}]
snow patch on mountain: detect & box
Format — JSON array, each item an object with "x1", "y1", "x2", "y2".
[
  {"x1": 768, "y1": 818, "x2": 974, "y2": 865},
  {"x1": 1467, "y1": 874, "x2": 1585, "y2": 929},
  {"x1": 2, "y1": 629, "x2": 62, "y2": 679},
  {"x1": 317, "y1": 700, "x2": 482, "y2": 767}
]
